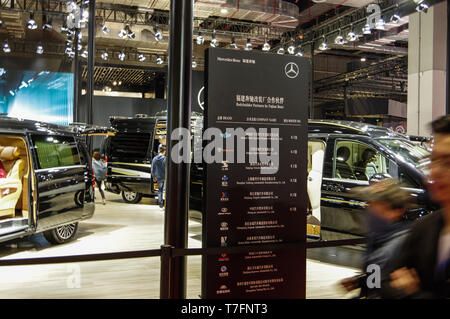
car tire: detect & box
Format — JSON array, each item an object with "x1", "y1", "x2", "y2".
[
  {"x1": 122, "y1": 191, "x2": 142, "y2": 204},
  {"x1": 44, "y1": 223, "x2": 79, "y2": 245}
]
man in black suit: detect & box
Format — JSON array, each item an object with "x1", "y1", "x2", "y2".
[{"x1": 382, "y1": 115, "x2": 450, "y2": 298}]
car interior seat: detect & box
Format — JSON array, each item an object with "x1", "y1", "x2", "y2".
[
  {"x1": 0, "y1": 146, "x2": 25, "y2": 218},
  {"x1": 336, "y1": 146, "x2": 356, "y2": 179}
]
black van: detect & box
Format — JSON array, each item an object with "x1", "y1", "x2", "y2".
[
  {"x1": 0, "y1": 117, "x2": 95, "y2": 245},
  {"x1": 102, "y1": 112, "x2": 203, "y2": 206},
  {"x1": 307, "y1": 120, "x2": 436, "y2": 237}
]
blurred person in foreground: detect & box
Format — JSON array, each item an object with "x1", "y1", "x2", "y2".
[
  {"x1": 381, "y1": 115, "x2": 450, "y2": 298},
  {"x1": 340, "y1": 178, "x2": 414, "y2": 298}
]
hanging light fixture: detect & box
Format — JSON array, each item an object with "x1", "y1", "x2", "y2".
[
  {"x1": 296, "y1": 46, "x2": 304, "y2": 57},
  {"x1": 27, "y1": 13, "x2": 38, "y2": 30},
  {"x1": 127, "y1": 26, "x2": 136, "y2": 39},
  {"x1": 118, "y1": 51, "x2": 126, "y2": 61},
  {"x1": 287, "y1": 43, "x2": 296, "y2": 55},
  {"x1": 196, "y1": 32, "x2": 205, "y2": 45},
  {"x1": 36, "y1": 44, "x2": 44, "y2": 54},
  {"x1": 335, "y1": 29, "x2": 344, "y2": 45},
  {"x1": 101, "y1": 24, "x2": 110, "y2": 34},
  {"x1": 262, "y1": 40, "x2": 271, "y2": 52},
  {"x1": 277, "y1": 46, "x2": 285, "y2": 55},
  {"x1": 230, "y1": 37, "x2": 238, "y2": 49},
  {"x1": 43, "y1": 16, "x2": 53, "y2": 31},
  {"x1": 138, "y1": 53, "x2": 146, "y2": 62},
  {"x1": 118, "y1": 26, "x2": 128, "y2": 38},
  {"x1": 3, "y1": 41, "x2": 11, "y2": 53},
  {"x1": 362, "y1": 23, "x2": 371, "y2": 35},
  {"x1": 347, "y1": 25, "x2": 357, "y2": 42},
  {"x1": 156, "y1": 55, "x2": 164, "y2": 65},
  {"x1": 81, "y1": 48, "x2": 88, "y2": 58},
  {"x1": 154, "y1": 26, "x2": 163, "y2": 41},
  {"x1": 245, "y1": 38, "x2": 253, "y2": 51},
  {"x1": 319, "y1": 36, "x2": 328, "y2": 51},
  {"x1": 415, "y1": 0, "x2": 429, "y2": 13},
  {"x1": 101, "y1": 50, "x2": 108, "y2": 60},
  {"x1": 375, "y1": 17, "x2": 386, "y2": 30},
  {"x1": 210, "y1": 32, "x2": 218, "y2": 47},
  {"x1": 390, "y1": 12, "x2": 401, "y2": 24}
]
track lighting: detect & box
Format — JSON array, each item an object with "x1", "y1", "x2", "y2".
[
  {"x1": 210, "y1": 32, "x2": 218, "y2": 47},
  {"x1": 296, "y1": 46, "x2": 304, "y2": 57},
  {"x1": 127, "y1": 26, "x2": 136, "y2": 39},
  {"x1": 3, "y1": 41, "x2": 11, "y2": 53},
  {"x1": 230, "y1": 37, "x2": 238, "y2": 49},
  {"x1": 43, "y1": 17, "x2": 53, "y2": 31},
  {"x1": 277, "y1": 46, "x2": 285, "y2": 55},
  {"x1": 118, "y1": 51, "x2": 126, "y2": 61},
  {"x1": 319, "y1": 37, "x2": 328, "y2": 51},
  {"x1": 138, "y1": 53, "x2": 146, "y2": 62},
  {"x1": 415, "y1": 1, "x2": 429, "y2": 13},
  {"x1": 335, "y1": 30, "x2": 344, "y2": 45},
  {"x1": 192, "y1": 60, "x2": 197, "y2": 68},
  {"x1": 347, "y1": 25, "x2": 357, "y2": 42},
  {"x1": 0, "y1": 20, "x2": 3, "y2": 27},
  {"x1": 196, "y1": 32, "x2": 204, "y2": 45},
  {"x1": 245, "y1": 38, "x2": 252, "y2": 51},
  {"x1": 375, "y1": 18, "x2": 386, "y2": 30},
  {"x1": 262, "y1": 41, "x2": 271, "y2": 51},
  {"x1": 101, "y1": 50, "x2": 108, "y2": 61},
  {"x1": 36, "y1": 44, "x2": 44, "y2": 54},
  {"x1": 156, "y1": 55, "x2": 163, "y2": 65},
  {"x1": 390, "y1": 13, "x2": 401, "y2": 24},
  {"x1": 118, "y1": 26, "x2": 128, "y2": 39},
  {"x1": 81, "y1": 49, "x2": 88, "y2": 58},
  {"x1": 154, "y1": 26, "x2": 163, "y2": 41},
  {"x1": 362, "y1": 23, "x2": 371, "y2": 35},
  {"x1": 287, "y1": 43, "x2": 295, "y2": 54},
  {"x1": 27, "y1": 13, "x2": 37, "y2": 30},
  {"x1": 101, "y1": 24, "x2": 110, "y2": 34}
]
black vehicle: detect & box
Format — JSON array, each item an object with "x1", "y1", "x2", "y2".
[
  {"x1": 0, "y1": 117, "x2": 95, "y2": 245},
  {"x1": 307, "y1": 120, "x2": 436, "y2": 237},
  {"x1": 102, "y1": 112, "x2": 203, "y2": 205}
]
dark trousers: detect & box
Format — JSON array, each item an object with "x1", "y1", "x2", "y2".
[
  {"x1": 95, "y1": 178, "x2": 105, "y2": 200},
  {"x1": 157, "y1": 180, "x2": 165, "y2": 207}
]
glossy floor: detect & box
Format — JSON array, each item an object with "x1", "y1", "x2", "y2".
[{"x1": 0, "y1": 192, "x2": 361, "y2": 299}]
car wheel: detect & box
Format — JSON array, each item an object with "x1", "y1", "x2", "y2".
[
  {"x1": 44, "y1": 223, "x2": 79, "y2": 245},
  {"x1": 122, "y1": 191, "x2": 142, "y2": 204}
]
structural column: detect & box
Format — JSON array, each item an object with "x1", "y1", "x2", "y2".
[{"x1": 407, "y1": 1, "x2": 447, "y2": 136}]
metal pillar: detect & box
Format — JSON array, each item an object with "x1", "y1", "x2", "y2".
[
  {"x1": 447, "y1": 0, "x2": 450, "y2": 114},
  {"x1": 160, "y1": 0, "x2": 193, "y2": 299},
  {"x1": 310, "y1": 42, "x2": 315, "y2": 119},
  {"x1": 73, "y1": 28, "x2": 80, "y2": 123},
  {"x1": 86, "y1": 0, "x2": 96, "y2": 154}
]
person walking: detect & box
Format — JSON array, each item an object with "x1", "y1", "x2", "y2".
[
  {"x1": 340, "y1": 178, "x2": 413, "y2": 298},
  {"x1": 151, "y1": 144, "x2": 166, "y2": 208},
  {"x1": 92, "y1": 151, "x2": 107, "y2": 205},
  {"x1": 381, "y1": 115, "x2": 450, "y2": 298}
]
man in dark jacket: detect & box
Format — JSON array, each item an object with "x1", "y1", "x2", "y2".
[
  {"x1": 381, "y1": 115, "x2": 450, "y2": 298},
  {"x1": 151, "y1": 144, "x2": 166, "y2": 208}
]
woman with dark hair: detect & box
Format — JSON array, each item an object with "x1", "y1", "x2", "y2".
[{"x1": 92, "y1": 151, "x2": 107, "y2": 205}]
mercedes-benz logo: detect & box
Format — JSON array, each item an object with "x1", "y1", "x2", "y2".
[
  {"x1": 285, "y1": 62, "x2": 300, "y2": 79},
  {"x1": 198, "y1": 86, "x2": 205, "y2": 110}
]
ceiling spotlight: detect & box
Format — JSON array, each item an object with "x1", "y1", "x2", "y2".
[
  {"x1": 277, "y1": 46, "x2": 285, "y2": 55},
  {"x1": 65, "y1": 46, "x2": 73, "y2": 55},
  {"x1": 196, "y1": 32, "x2": 205, "y2": 45},
  {"x1": 27, "y1": 13, "x2": 38, "y2": 30},
  {"x1": 9, "y1": 90, "x2": 15, "y2": 96},
  {"x1": 375, "y1": 18, "x2": 386, "y2": 30},
  {"x1": 416, "y1": 1, "x2": 429, "y2": 13},
  {"x1": 360, "y1": 57, "x2": 367, "y2": 62},
  {"x1": 81, "y1": 49, "x2": 88, "y2": 58},
  {"x1": 220, "y1": 8, "x2": 229, "y2": 14},
  {"x1": 36, "y1": 44, "x2": 44, "y2": 54},
  {"x1": 138, "y1": 53, "x2": 146, "y2": 62},
  {"x1": 118, "y1": 27, "x2": 128, "y2": 38},
  {"x1": 287, "y1": 43, "x2": 296, "y2": 55},
  {"x1": 347, "y1": 25, "x2": 357, "y2": 42},
  {"x1": 262, "y1": 41, "x2": 271, "y2": 52},
  {"x1": 210, "y1": 33, "x2": 218, "y2": 47},
  {"x1": 81, "y1": 10, "x2": 89, "y2": 22},
  {"x1": 154, "y1": 26, "x2": 163, "y2": 41},
  {"x1": 43, "y1": 17, "x2": 53, "y2": 31},
  {"x1": 230, "y1": 37, "x2": 238, "y2": 49},
  {"x1": 118, "y1": 51, "x2": 126, "y2": 61},
  {"x1": 362, "y1": 23, "x2": 371, "y2": 35},
  {"x1": 192, "y1": 60, "x2": 197, "y2": 68},
  {"x1": 335, "y1": 31, "x2": 344, "y2": 45},
  {"x1": 0, "y1": 20, "x2": 3, "y2": 27},
  {"x1": 101, "y1": 24, "x2": 110, "y2": 34},
  {"x1": 3, "y1": 41, "x2": 11, "y2": 53},
  {"x1": 390, "y1": 13, "x2": 401, "y2": 24},
  {"x1": 127, "y1": 26, "x2": 136, "y2": 39},
  {"x1": 101, "y1": 50, "x2": 108, "y2": 60},
  {"x1": 319, "y1": 37, "x2": 328, "y2": 51},
  {"x1": 296, "y1": 46, "x2": 304, "y2": 56},
  {"x1": 156, "y1": 55, "x2": 163, "y2": 65},
  {"x1": 245, "y1": 38, "x2": 253, "y2": 51}
]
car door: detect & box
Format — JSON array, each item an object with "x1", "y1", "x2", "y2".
[
  {"x1": 320, "y1": 137, "x2": 393, "y2": 236},
  {"x1": 30, "y1": 133, "x2": 90, "y2": 232}
]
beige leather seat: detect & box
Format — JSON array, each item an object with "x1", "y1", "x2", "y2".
[{"x1": 0, "y1": 146, "x2": 25, "y2": 218}]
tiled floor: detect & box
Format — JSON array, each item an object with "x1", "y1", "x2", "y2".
[{"x1": 0, "y1": 192, "x2": 360, "y2": 299}]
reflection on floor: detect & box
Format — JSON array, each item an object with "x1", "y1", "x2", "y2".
[{"x1": 0, "y1": 192, "x2": 361, "y2": 299}]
